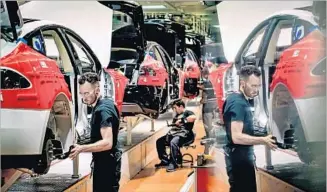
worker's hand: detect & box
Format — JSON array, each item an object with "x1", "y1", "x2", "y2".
[
  {"x1": 262, "y1": 135, "x2": 278, "y2": 150},
  {"x1": 175, "y1": 119, "x2": 182, "y2": 126},
  {"x1": 69, "y1": 144, "x2": 84, "y2": 160}
]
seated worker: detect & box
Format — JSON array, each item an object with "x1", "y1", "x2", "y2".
[{"x1": 155, "y1": 99, "x2": 197, "y2": 172}]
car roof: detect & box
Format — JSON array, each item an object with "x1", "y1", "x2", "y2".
[
  {"x1": 19, "y1": 20, "x2": 64, "y2": 38},
  {"x1": 266, "y1": 9, "x2": 317, "y2": 25}
]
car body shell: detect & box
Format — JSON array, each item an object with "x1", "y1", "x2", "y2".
[{"x1": 211, "y1": 9, "x2": 326, "y2": 148}]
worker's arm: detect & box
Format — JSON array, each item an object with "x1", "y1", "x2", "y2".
[
  {"x1": 82, "y1": 126, "x2": 113, "y2": 152},
  {"x1": 182, "y1": 111, "x2": 197, "y2": 123},
  {"x1": 82, "y1": 110, "x2": 114, "y2": 152},
  {"x1": 185, "y1": 114, "x2": 196, "y2": 123},
  {"x1": 175, "y1": 111, "x2": 197, "y2": 126},
  {"x1": 229, "y1": 102, "x2": 276, "y2": 148},
  {"x1": 197, "y1": 84, "x2": 204, "y2": 90},
  {"x1": 69, "y1": 109, "x2": 116, "y2": 159},
  {"x1": 231, "y1": 121, "x2": 265, "y2": 145}
]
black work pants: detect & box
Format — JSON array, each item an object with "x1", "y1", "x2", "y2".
[
  {"x1": 224, "y1": 148, "x2": 257, "y2": 192},
  {"x1": 156, "y1": 134, "x2": 192, "y2": 166},
  {"x1": 92, "y1": 150, "x2": 122, "y2": 192}
]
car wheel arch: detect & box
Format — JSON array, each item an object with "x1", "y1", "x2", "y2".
[
  {"x1": 47, "y1": 92, "x2": 73, "y2": 152},
  {"x1": 270, "y1": 83, "x2": 302, "y2": 142}
]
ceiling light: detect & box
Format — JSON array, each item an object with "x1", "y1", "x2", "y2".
[{"x1": 142, "y1": 5, "x2": 167, "y2": 9}]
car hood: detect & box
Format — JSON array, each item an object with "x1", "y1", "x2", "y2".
[{"x1": 20, "y1": 1, "x2": 114, "y2": 69}]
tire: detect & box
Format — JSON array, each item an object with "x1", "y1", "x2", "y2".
[
  {"x1": 33, "y1": 129, "x2": 54, "y2": 174},
  {"x1": 292, "y1": 116, "x2": 314, "y2": 164},
  {"x1": 292, "y1": 115, "x2": 326, "y2": 166}
]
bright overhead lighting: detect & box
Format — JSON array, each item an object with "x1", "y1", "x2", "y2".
[{"x1": 142, "y1": 5, "x2": 167, "y2": 9}]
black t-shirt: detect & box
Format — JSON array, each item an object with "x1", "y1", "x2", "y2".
[
  {"x1": 173, "y1": 110, "x2": 195, "y2": 132},
  {"x1": 222, "y1": 92, "x2": 254, "y2": 156},
  {"x1": 90, "y1": 98, "x2": 120, "y2": 157},
  {"x1": 202, "y1": 78, "x2": 217, "y2": 112}
]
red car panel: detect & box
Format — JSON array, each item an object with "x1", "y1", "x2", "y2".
[
  {"x1": 137, "y1": 54, "x2": 168, "y2": 87},
  {"x1": 1, "y1": 43, "x2": 71, "y2": 110},
  {"x1": 183, "y1": 59, "x2": 201, "y2": 79},
  {"x1": 270, "y1": 29, "x2": 326, "y2": 99},
  {"x1": 105, "y1": 69, "x2": 129, "y2": 113},
  {"x1": 209, "y1": 63, "x2": 232, "y2": 119}
]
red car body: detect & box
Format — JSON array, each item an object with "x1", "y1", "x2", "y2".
[
  {"x1": 208, "y1": 62, "x2": 232, "y2": 121},
  {"x1": 104, "y1": 69, "x2": 129, "y2": 113},
  {"x1": 1, "y1": 43, "x2": 72, "y2": 110},
  {"x1": 0, "y1": 1, "x2": 130, "y2": 174},
  {"x1": 107, "y1": 3, "x2": 181, "y2": 118},
  {"x1": 179, "y1": 49, "x2": 202, "y2": 99},
  {"x1": 137, "y1": 54, "x2": 169, "y2": 87},
  {"x1": 143, "y1": 20, "x2": 202, "y2": 100},
  {"x1": 211, "y1": 8, "x2": 326, "y2": 163}
]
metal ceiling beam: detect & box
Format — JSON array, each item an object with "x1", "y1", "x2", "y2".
[{"x1": 164, "y1": 1, "x2": 184, "y2": 13}]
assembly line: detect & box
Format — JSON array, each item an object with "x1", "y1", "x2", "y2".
[{"x1": 1, "y1": 1, "x2": 326, "y2": 192}]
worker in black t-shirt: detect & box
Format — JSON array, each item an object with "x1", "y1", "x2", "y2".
[
  {"x1": 155, "y1": 99, "x2": 196, "y2": 172},
  {"x1": 222, "y1": 65, "x2": 277, "y2": 192},
  {"x1": 69, "y1": 72, "x2": 122, "y2": 192}
]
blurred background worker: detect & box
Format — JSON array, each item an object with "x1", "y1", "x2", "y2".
[
  {"x1": 155, "y1": 99, "x2": 196, "y2": 172},
  {"x1": 198, "y1": 67, "x2": 217, "y2": 139},
  {"x1": 222, "y1": 66, "x2": 277, "y2": 192},
  {"x1": 69, "y1": 72, "x2": 122, "y2": 192}
]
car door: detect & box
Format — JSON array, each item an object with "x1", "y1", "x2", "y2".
[
  {"x1": 157, "y1": 45, "x2": 180, "y2": 100},
  {"x1": 60, "y1": 27, "x2": 104, "y2": 140},
  {"x1": 153, "y1": 45, "x2": 169, "y2": 86},
  {"x1": 232, "y1": 20, "x2": 272, "y2": 134}
]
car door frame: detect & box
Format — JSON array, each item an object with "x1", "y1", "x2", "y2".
[
  {"x1": 189, "y1": 48, "x2": 201, "y2": 68},
  {"x1": 156, "y1": 44, "x2": 176, "y2": 85},
  {"x1": 59, "y1": 26, "x2": 104, "y2": 127},
  {"x1": 24, "y1": 25, "x2": 80, "y2": 76},
  {"x1": 24, "y1": 24, "x2": 102, "y2": 121},
  {"x1": 257, "y1": 15, "x2": 296, "y2": 115},
  {"x1": 232, "y1": 17, "x2": 275, "y2": 122},
  {"x1": 234, "y1": 19, "x2": 274, "y2": 70},
  {"x1": 234, "y1": 15, "x2": 297, "y2": 115},
  {"x1": 60, "y1": 28, "x2": 102, "y2": 74},
  {"x1": 257, "y1": 15, "x2": 297, "y2": 68}
]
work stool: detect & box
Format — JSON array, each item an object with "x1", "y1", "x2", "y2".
[{"x1": 180, "y1": 135, "x2": 196, "y2": 168}]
